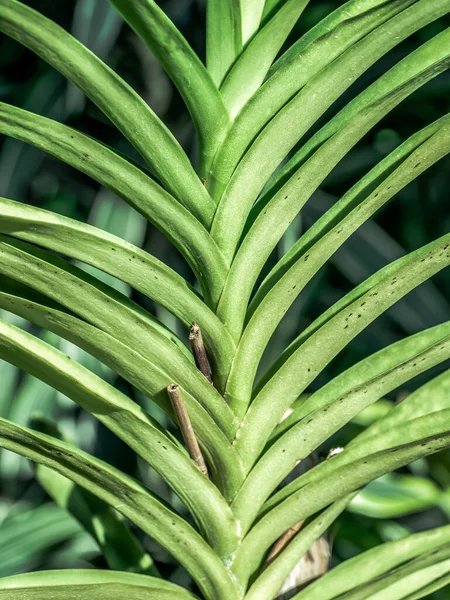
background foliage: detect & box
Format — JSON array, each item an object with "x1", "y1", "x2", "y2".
[{"x1": 0, "y1": 0, "x2": 449, "y2": 595}]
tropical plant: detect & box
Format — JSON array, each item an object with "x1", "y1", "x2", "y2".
[{"x1": 0, "y1": 0, "x2": 450, "y2": 598}]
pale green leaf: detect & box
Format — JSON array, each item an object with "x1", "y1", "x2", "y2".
[
  {"x1": 0, "y1": 289, "x2": 244, "y2": 498},
  {"x1": 226, "y1": 114, "x2": 450, "y2": 411},
  {"x1": 0, "y1": 196, "x2": 234, "y2": 389},
  {"x1": 206, "y1": 0, "x2": 242, "y2": 86},
  {"x1": 0, "y1": 569, "x2": 197, "y2": 599},
  {"x1": 0, "y1": 104, "x2": 226, "y2": 305},
  {"x1": 234, "y1": 233, "x2": 450, "y2": 471},
  {"x1": 232, "y1": 322, "x2": 450, "y2": 532},
  {"x1": 0, "y1": 421, "x2": 239, "y2": 600},
  {"x1": 220, "y1": 0, "x2": 310, "y2": 118},
  {"x1": 231, "y1": 409, "x2": 450, "y2": 586},
  {"x1": 216, "y1": 28, "x2": 450, "y2": 341},
  {"x1": 245, "y1": 494, "x2": 355, "y2": 600},
  {"x1": 0, "y1": 0, "x2": 209, "y2": 210},
  {"x1": 0, "y1": 319, "x2": 239, "y2": 557},
  {"x1": 207, "y1": 0, "x2": 430, "y2": 204},
  {"x1": 0, "y1": 236, "x2": 236, "y2": 440},
  {"x1": 108, "y1": 0, "x2": 230, "y2": 176},
  {"x1": 291, "y1": 525, "x2": 450, "y2": 600},
  {"x1": 33, "y1": 417, "x2": 158, "y2": 577}
]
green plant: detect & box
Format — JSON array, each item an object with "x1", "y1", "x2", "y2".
[{"x1": 0, "y1": 0, "x2": 450, "y2": 598}]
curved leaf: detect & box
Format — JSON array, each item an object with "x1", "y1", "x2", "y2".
[
  {"x1": 0, "y1": 289, "x2": 244, "y2": 497},
  {"x1": 0, "y1": 421, "x2": 239, "y2": 600},
  {"x1": 0, "y1": 319, "x2": 239, "y2": 558},
  {"x1": 226, "y1": 115, "x2": 450, "y2": 410},
  {"x1": 330, "y1": 547, "x2": 450, "y2": 600},
  {"x1": 0, "y1": 236, "x2": 236, "y2": 440},
  {"x1": 108, "y1": 0, "x2": 230, "y2": 176},
  {"x1": 216, "y1": 28, "x2": 450, "y2": 340},
  {"x1": 245, "y1": 494, "x2": 355, "y2": 600},
  {"x1": 292, "y1": 525, "x2": 450, "y2": 600},
  {"x1": 240, "y1": 0, "x2": 266, "y2": 43},
  {"x1": 0, "y1": 196, "x2": 235, "y2": 389},
  {"x1": 0, "y1": 104, "x2": 226, "y2": 304},
  {"x1": 207, "y1": 0, "x2": 435, "y2": 206},
  {"x1": 206, "y1": 0, "x2": 242, "y2": 87},
  {"x1": 220, "y1": 0, "x2": 310, "y2": 118},
  {"x1": 33, "y1": 417, "x2": 159, "y2": 576},
  {"x1": 0, "y1": 0, "x2": 210, "y2": 211},
  {"x1": 232, "y1": 323, "x2": 450, "y2": 532},
  {"x1": 231, "y1": 409, "x2": 450, "y2": 586},
  {"x1": 234, "y1": 233, "x2": 450, "y2": 470},
  {"x1": 0, "y1": 570, "x2": 196, "y2": 599},
  {"x1": 263, "y1": 369, "x2": 450, "y2": 513}
]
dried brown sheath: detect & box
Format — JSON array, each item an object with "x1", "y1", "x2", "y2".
[
  {"x1": 189, "y1": 322, "x2": 213, "y2": 383},
  {"x1": 167, "y1": 384, "x2": 209, "y2": 477}
]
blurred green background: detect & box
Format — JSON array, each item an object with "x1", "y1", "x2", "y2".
[{"x1": 0, "y1": 0, "x2": 449, "y2": 596}]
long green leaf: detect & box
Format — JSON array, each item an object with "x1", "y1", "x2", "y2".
[
  {"x1": 216, "y1": 28, "x2": 450, "y2": 340},
  {"x1": 206, "y1": 0, "x2": 242, "y2": 87},
  {"x1": 240, "y1": 0, "x2": 266, "y2": 43},
  {"x1": 0, "y1": 196, "x2": 234, "y2": 389},
  {"x1": 262, "y1": 369, "x2": 450, "y2": 513},
  {"x1": 234, "y1": 233, "x2": 450, "y2": 470},
  {"x1": 0, "y1": 319, "x2": 239, "y2": 557},
  {"x1": 0, "y1": 570, "x2": 197, "y2": 600},
  {"x1": 245, "y1": 494, "x2": 355, "y2": 600},
  {"x1": 232, "y1": 323, "x2": 450, "y2": 533},
  {"x1": 331, "y1": 547, "x2": 450, "y2": 600},
  {"x1": 0, "y1": 289, "x2": 244, "y2": 497},
  {"x1": 0, "y1": 421, "x2": 239, "y2": 600},
  {"x1": 351, "y1": 369, "x2": 450, "y2": 444},
  {"x1": 0, "y1": 236, "x2": 236, "y2": 440},
  {"x1": 33, "y1": 417, "x2": 159, "y2": 577},
  {"x1": 0, "y1": 0, "x2": 210, "y2": 211},
  {"x1": 292, "y1": 525, "x2": 450, "y2": 600},
  {"x1": 254, "y1": 113, "x2": 450, "y2": 304},
  {"x1": 220, "y1": 0, "x2": 310, "y2": 118},
  {"x1": 207, "y1": 0, "x2": 429, "y2": 203},
  {"x1": 0, "y1": 104, "x2": 226, "y2": 304},
  {"x1": 226, "y1": 116, "x2": 450, "y2": 411},
  {"x1": 108, "y1": 0, "x2": 230, "y2": 176},
  {"x1": 230, "y1": 409, "x2": 450, "y2": 586}
]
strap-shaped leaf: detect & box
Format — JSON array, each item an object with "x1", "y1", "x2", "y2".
[
  {"x1": 291, "y1": 523, "x2": 450, "y2": 600},
  {"x1": 232, "y1": 323, "x2": 450, "y2": 533},
  {"x1": 263, "y1": 369, "x2": 450, "y2": 513},
  {"x1": 0, "y1": 0, "x2": 210, "y2": 211},
  {"x1": 230, "y1": 409, "x2": 450, "y2": 586},
  {"x1": 225, "y1": 115, "x2": 450, "y2": 411},
  {"x1": 0, "y1": 104, "x2": 226, "y2": 304},
  {"x1": 0, "y1": 319, "x2": 239, "y2": 558},
  {"x1": 254, "y1": 113, "x2": 450, "y2": 303},
  {"x1": 234, "y1": 233, "x2": 450, "y2": 470},
  {"x1": 0, "y1": 197, "x2": 234, "y2": 389},
  {"x1": 245, "y1": 494, "x2": 355, "y2": 600},
  {"x1": 0, "y1": 236, "x2": 236, "y2": 439},
  {"x1": 329, "y1": 546, "x2": 450, "y2": 600},
  {"x1": 351, "y1": 369, "x2": 450, "y2": 444},
  {"x1": 0, "y1": 290, "x2": 244, "y2": 497},
  {"x1": 206, "y1": 0, "x2": 242, "y2": 87},
  {"x1": 0, "y1": 570, "x2": 197, "y2": 599},
  {"x1": 34, "y1": 417, "x2": 158, "y2": 576},
  {"x1": 0, "y1": 421, "x2": 239, "y2": 600},
  {"x1": 216, "y1": 28, "x2": 450, "y2": 340},
  {"x1": 404, "y1": 572, "x2": 450, "y2": 600},
  {"x1": 220, "y1": 0, "x2": 310, "y2": 118},
  {"x1": 239, "y1": 0, "x2": 266, "y2": 44},
  {"x1": 108, "y1": 0, "x2": 230, "y2": 176},
  {"x1": 207, "y1": 0, "x2": 431, "y2": 204}
]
